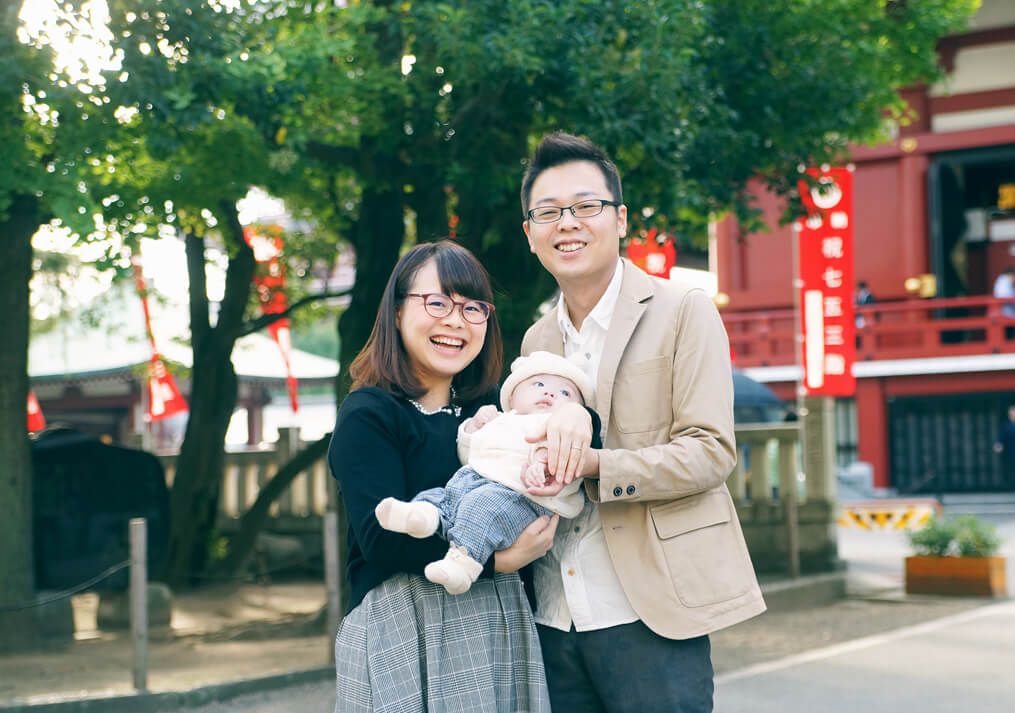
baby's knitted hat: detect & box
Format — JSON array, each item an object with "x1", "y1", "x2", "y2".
[{"x1": 499, "y1": 351, "x2": 594, "y2": 411}]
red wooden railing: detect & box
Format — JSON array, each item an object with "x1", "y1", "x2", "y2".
[{"x1": 723, "y1": 295, "x2": 1015, "y2": 368}]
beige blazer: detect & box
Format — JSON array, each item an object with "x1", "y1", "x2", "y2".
[{"x1": 522, "y1": 260, "x2": 765, "y2": 639}]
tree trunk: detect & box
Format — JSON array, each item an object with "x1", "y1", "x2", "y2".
[
  {"x1": 472, "y1": 203, "x2": 558, "y2": 361},
  {"x1": 165, "y1": 212, "x2": 256, "y2": 586},
  {"x1": 336, "y1": 166, "x2": 406, "y2": 402},
  {"x1": 0, "y1": 195, "x2": 43, "y2": 644}
]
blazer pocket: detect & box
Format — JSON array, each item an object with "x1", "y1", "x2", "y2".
[
  {"x1": 650, "y1": 492, "x2": 754, "y2": 608},
  {"x1": 612, "y1": 356, "x2": 671, "y2": 433}
]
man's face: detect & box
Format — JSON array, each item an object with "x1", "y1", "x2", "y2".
[
  {"x1": 522, "y1": 160, "x2": 626, "y2": 286},
  {"x1": 509, "y1": 374, "x2": 582, "y2": 414}
]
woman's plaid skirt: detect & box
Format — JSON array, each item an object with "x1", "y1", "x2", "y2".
[{"x1": 334, "y1": 572, "x2": 550, "y2": 713}]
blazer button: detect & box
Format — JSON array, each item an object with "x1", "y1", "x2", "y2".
[
  {"x1": 626, "y1": 485, "x2": 636, "y2": 495},
  {"x1": 612, "y1": 486, "x2": 623, "y2": 497}
]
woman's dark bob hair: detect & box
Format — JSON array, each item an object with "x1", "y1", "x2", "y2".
[{"x1": 348, "y1": 240, "x2": 503, "y2": 403}]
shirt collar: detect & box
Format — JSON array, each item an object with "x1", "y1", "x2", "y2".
[{"x1": 556, "y1": 259, "x2": 624, "y2": 336}]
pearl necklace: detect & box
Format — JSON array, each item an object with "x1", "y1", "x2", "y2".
[{"x1": 407, "y1": 387, "x2": 461, "y2": 418}]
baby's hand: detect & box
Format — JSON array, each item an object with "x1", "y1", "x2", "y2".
[
  {"x1": 521, "y1": 461, "x2": 550, "y2": 490},
  {"x1": 463, "y1": 405, "x2": 501, "y2": 434},
  {"x1": 466, "y1": 404, "x2": 501, "y2": 433},
  {"x1": 523, "y1": 458, "x2": 568, "y2": 496}
]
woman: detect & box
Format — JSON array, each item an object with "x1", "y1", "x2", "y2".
[{"x1": 329, "y1": 241, "x2": 574, "y2": 712}]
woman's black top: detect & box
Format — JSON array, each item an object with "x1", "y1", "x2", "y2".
[
  {"x1": 328, "y1": 386, "x2": 498, "y2": 610},
  {"x1": 329, "y1": 385, "x2": 604, "y2": 612}
]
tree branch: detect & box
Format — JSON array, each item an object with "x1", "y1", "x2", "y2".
[
  {"x1": 238, "y1": 289, "x2": 352, "y2": 337},
  {"x1": 219, "y1": 433, "x2": 332, "y2": 575}
]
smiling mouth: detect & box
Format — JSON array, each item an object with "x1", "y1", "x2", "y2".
[
  {"x1": 555, "y1": 241, "x2": 587, "y2": 253},
  {"x1": 430, "y1": 336, "x2": 465, "y2": 351}
]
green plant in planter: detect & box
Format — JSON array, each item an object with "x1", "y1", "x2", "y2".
[{"x1": 909, "y1": 514, "x2": 1002, "y2": 558}]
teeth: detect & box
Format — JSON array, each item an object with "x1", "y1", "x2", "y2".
[
  {"x1": 431, "y1": 336, "x2": 464, "y2": 347},
  {"x1": 556, "y1": 242, "x2": 586, "y2": 253}
]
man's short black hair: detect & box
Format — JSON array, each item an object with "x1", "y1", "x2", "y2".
[{"x1": 520, "y1": 132, "x2": 623, "y2": 216}]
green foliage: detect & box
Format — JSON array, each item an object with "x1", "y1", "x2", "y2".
[
  {"x1": 291, "y1": 313, "x2": 342, "y2": 359},
  {"x1": 256, "y1": 0, "x2": 977, "y2": 345},
  {"x1": 908, "y1": 515, "x2": 958, "y2": 557},
  {"x1": 1, "y1": 2, "x2": 107, "y2": 234},
  {"x1": 909, "y1": 514, "x2": 1003, "y2": 558},
  {"x1": 953, "y1": 515, "x2": 1003, "y2": 557}
]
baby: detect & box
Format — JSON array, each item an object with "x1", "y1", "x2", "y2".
[{"x1": 375, "y1": 351, "x2": 595, "y2": 594}]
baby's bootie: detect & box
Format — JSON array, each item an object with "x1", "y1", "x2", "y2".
[
  {"x1": 424, "y1": 546, "x2": 483, "y2": 595},
  {"x1": 374, "y1": 498, "x2": 440, "y2": 538}
]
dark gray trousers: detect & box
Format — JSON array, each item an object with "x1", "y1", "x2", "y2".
[{"x1": 537, "y1": 621, "x2": 714, "y2": 713}]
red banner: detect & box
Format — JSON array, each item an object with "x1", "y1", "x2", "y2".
[
  {"x1": 147, "y1": 356, "x2": 189, "y2": 421},
  {"x1": 626, "y1": 228, "x2": 677, "y2": 278},
  {"x1": 27, "y1": 390, "x2": 46, "y2": 432},
  {"x1": 796, "y1": 167, "x2": 856, "y2": 397},
  {"x1": 132, "y1": 256, "x2": 189, "y2": 422},
  {"x1": 243, "y1": 224, "x2": 299, "y2": 412}
]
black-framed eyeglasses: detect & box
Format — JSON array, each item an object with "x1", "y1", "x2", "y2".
[
  {"x1": 404, "y1": 293, "x2": 495, "y2": 324},
  {"x1": 526, "y1": 199, "x2": 620, "y2": 224}
]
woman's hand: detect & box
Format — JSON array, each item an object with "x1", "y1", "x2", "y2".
[
  {"x1": 526, "y1": 401, "x2": 592, "y2": 484},
  {"x1": 494, "y1": 514, "x2": 559, "y2": 573}
]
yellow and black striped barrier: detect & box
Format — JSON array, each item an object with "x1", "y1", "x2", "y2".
[{"x1": 836, "y1": 499, "x2": 942, "y2": 530}]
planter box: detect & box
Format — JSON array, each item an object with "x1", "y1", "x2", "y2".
[{"x1": 904, "y1": 555, "x2": 1007, "y2": 597}]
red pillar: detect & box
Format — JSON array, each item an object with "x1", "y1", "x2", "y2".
[
  {"x1": 898, "y1": 153, "x2": 929, "y2": 281},
  {"x1": 856, "y1": 377, "x2": 890, "y2": 489}
]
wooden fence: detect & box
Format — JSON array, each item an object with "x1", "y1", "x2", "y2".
[{"x1": 159, "y1": 422, "x2": 838, "y2": 575}]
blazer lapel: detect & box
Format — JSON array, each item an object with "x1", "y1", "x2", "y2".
[
  {"x1": 595, "y1": 261, "x2": 653, "y2": 429},
  {"x1": 526, "y1": 311, "x2": 565, "y2": 356}
]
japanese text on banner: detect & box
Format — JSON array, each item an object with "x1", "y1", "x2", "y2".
[{"x1": 796, "y1": 167, "x2": 856, "y2": 397}]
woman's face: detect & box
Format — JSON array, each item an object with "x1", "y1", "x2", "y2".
[{"x1": 397, "y1": 259, "x2": 487, "y2": 394}]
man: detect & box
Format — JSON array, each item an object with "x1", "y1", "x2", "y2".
[
  {"x1": 519, "y1": 132, "x2": 765, "y2": 712},
  {"x1": 994, "y1": 266, "x2": 1015, "y2": 340},
  {"x1": 994, "y1": 405, "x2": 1015, "y2": 489}
]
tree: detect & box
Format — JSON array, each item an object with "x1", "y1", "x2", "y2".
[
  {"x1": 188, "y1": 0, "x2": 976, "y2": 563},
  {"x1": 10, "y1": 0, "x2": 975, "y2": 591},
  {"x1": 0, "y1": 1, "x2": 111, "y2": 643},
  {"x1": 101, "y1": 0, "x2": 356, "y2": 583},
  {"x1": 271, "y1": 0, "x2": 975, "y2": 364}
]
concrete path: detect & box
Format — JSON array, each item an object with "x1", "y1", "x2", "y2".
[{"x1": 715, "y1": 599, "x2": 1015, "y2": 713}]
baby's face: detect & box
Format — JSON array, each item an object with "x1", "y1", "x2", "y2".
[{"x1": 510, "y1": 374, "x2": 582, "y2": 414}]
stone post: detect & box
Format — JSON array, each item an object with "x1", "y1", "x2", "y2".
[
  {"x1": 801, "y1": 395, "x2": 837, "y2": 502},
  {"x1": 800, "y1": 394, "x2": 841, "y2": 571}
]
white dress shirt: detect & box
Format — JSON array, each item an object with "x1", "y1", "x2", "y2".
[{"x1": 532, "y1": 259, "x2": 640, "y2": 632}]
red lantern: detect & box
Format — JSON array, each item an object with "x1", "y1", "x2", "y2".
[{"x1": 626, "y1": 228, "x2": 677, "y2": 278}]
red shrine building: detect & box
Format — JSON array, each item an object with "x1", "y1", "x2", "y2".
[{"x1": 713, "y1": 1, "x2": 1015, "y2": 494}]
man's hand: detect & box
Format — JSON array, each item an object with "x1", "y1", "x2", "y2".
[
  {"x1": 463, "y1": 404, "x2": 501, "y2": 434},
  {"x1": 525, "y1": 401, "x2": 592, "y2": 485},
  {"x1": 494, "y1": 515, "x2": 559, "y2": 572}
]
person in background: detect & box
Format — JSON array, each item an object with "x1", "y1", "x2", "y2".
[
  {"x1": 993, "y1": 404, "x2": 1015, "y2": 490},
  {"x1": 854, "y1": 280, "x2": 876, "y2": 328},
  {"x1": 993, "y1": 267, "x2": 1015, "y2": 340}
]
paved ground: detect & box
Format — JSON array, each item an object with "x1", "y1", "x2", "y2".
[
  {"x1": 2, "y1": 494, "x2": 1011, "y2": 712},
  {"x1": 0, "y1": 582, "x2": 332, "y2": 707},
  {"x1": 715, "y1": 600, "x2": 1015, "y2": 713}
]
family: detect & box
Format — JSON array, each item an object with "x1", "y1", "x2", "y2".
[{"x1": 327, "y1": 132, "x2": 766, "y2": 713}]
